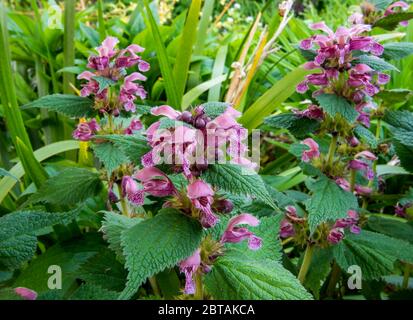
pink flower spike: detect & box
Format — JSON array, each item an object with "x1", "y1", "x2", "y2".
[
  {"x1": 14, "y1": 287, "x2": 37, "y2": 300},
  {"x1": 301, "y1": 138, "x2": 320, "y2": 162},
  {"x1": 179, "y1": 249, "x2": 201, "y2": 295},
  {"x1": 151, "y1": 105, "x2": 181, "y2": 119}
]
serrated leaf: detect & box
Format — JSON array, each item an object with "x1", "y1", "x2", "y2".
[
  {"x1": 92, "y1": 76, "x2": 116, "y2": 94},
  {"x1": 204, "y1": 256, "x2": 313, "y2": 300},
  {"x1": 0, "y1": 209, "x2": 78, "y2": 270},
  {"x1": 374, "y1": 12, "x2": 413, "y2": 31},
  {"x1": 394, "y1": 141, "x2": 413, "y2": 172},
  {"x1": 27, "y1": 168, "x2": 102, "y2": 206},
  {"x1": 355, "y1": 54, "x2": 399, "y2": 72},
  {"x1": 201, "y1": 164, "x2": 277, "y2": 210},
  {"x1": 200, "y1": 102, "x2": 231, "y2": 119},
  {"x1": 315, "y1": 93, "x2": 358, "y2": 123},
  {"x1": 101, "y1": 211, "x2": 142, "y2": 260},
  {"x1": 13, "y1": 234, "x2": 103, "y2": 295},
  {"x1": 119, "y1": 208, "x2": 203, "y2": 299},
  {"x1": 158, "y1": 117, "x2": 194, "y2": 129},
  {"x1": 333, "y1": 230, "x2": 413, "y2": 280},
  {"x1": 93, "y1": 142, "x2": 129, "y2": 175},
  {"x1": 384, "y1": 109, "x2": 413, "y2": 130},
  {"x1": 371, "y1": 0, "x2": 393, "y2": 10},
  {"x1": 264, "y1": 113, "x2": 320, "y2": 138},
  {"x1": 77, "y1": 249, "x2": 127, "y2": 292},
  {"x1": 95, "y1": 134, "x2": 150, "y2": 163},
  {"x1": 376, "y1": 164, "x2": 409, "y2": 176},
  {"x1": 367, "y1": 216, "x2": 413, "y2": 244},
  {"x1": 22, "y1": 94, "x2": 95, "y2": 118},
  {"x1": 305, "y1": 175, "x2": 358, "y2": 233},
  {"x1": 383, "y1": 42, "x2": 413, "y2": 60},
  {"x1": 354, "y1": 125, "x2": 378, "y2": 148},
  {"x1": 376, "y1": 89, "x2": 412, "y2": 104}
]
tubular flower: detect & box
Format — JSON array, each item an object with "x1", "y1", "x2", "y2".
[
  {"x1": 121, "y1": 176, "x2": 144, "y2": 205},
  {"x1": 187, "y1": 180, "x2": 219, "y2": 228},
  {"x1": 133, "y1": 167, "x2": 176, "y2": 197},
  {"x1": 179, "y1": 249, "x2": 201, "y2": 295},
  {"x1": 220, "y1": 214, "x2": 262, "y2": 250},
  {"x1": 328, "y1": 210, "x2": 361, "y2": 245},
  {"x1": 301, "y1": 138, "x2": 320, "y2": 162},
  {"x1": 14, "y1": 287, "x2": 37, "y2": 300},
  {"x1": 72, "y1": 119, "x2": 100, "y2": 141}
]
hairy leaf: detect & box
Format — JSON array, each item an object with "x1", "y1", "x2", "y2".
[
  {"x1": 315, "y1": 93, "x2": 358, "y2": 123},
  {"x1": 119, "y1": 208, "x2": 203, "y2": 299},
  {"x1": 93, "y1": 142, "x2": 129, "y2": 175},
  {"x1": 374, "y1": 12, "x2": 413, "y2": 31},
  {"x1": 264, "y1": 113, "x2": 320, "y2": 138},
  {"x1": 355, "y1": 55, "x2": 399, "y2": 72},
  {"x1": 354, "y1": 125, "x2": 378, "y2": 148},
  {"x1": 201, "y1": 102, "x2": 231, "y2": 119},
  {"x1": 383, "y1": 42, "x2": 413, "y2": 60}
]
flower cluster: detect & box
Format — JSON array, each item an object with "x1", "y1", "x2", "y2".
[
  {"x1": 350, "y1": 1, "x2": 410, "y2": 26},
  {"x1": 77, "y1": 36, "x2": 149, "y2": 115},
  {"x1": 279, "y1": 206, "x2": 361, "y2": 245},
  {"x1": 179, "y1": 214, "x2": 262, "y2": 294},
  {"x1": 297, "y1": 22, "x2": 389, "y2": 108}
]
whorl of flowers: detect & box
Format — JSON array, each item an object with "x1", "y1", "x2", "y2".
[
  {"x1": 77, "y1": 36, "x2": 149, "y2": 115},
  {"x1": 297, "y1": 22, "x2": 388, "y2": 103},
  {"x1": 349, "y1": 1, "x2": 410, "y2": 26}
]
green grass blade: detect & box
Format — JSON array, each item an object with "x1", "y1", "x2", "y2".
[
  {"x1": 182, "y1": 74, "x2": 226, "y2": 109},
  {"x1": 63, "y1": 0, "x2": 76, "y2": 94},
  {"x1": 0, "y1": 3, "x2": 32, "y2": 150},
  {"x1": 97, "y1": 0, "x2": 106, "y2": 41},
  {"x1": 239, "y1": 67, "x2": 313, "y2": 130},
  {"x1": 143, "y1": 0, "x2": 180, "y2": 108},
  {"x1": 208, "y1": 45, "x2": 228, "y2": 102},
  {"x1": 0, "y1": 140, "x2": 80, "y2": 204},
  {"x1": 171, "y1": 0, "x2": 202, "y2": 109}
]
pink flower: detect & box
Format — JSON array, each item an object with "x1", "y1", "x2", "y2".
[
  {"x1": 385, "y1": 1, "x2": 410, "y2": 26},
  {"x1": 119, "y1": 72, "x2": 148, "y2": 111},
  {"x1": 301, "y1": 138, "x2": 320, "y2": 162},
  {"x1": 336, "y1": 177, "x2": 351, "y2": 191},
  {"x1": 280, "y1": 219, "x2": 295, "y2": 238},
  {"x1": 295, "y1": 104, "x2": 324, "y2": 120},
  {"x1": 97, "y1": 36, "x2": 119, "y2": 58},
  {"x1": 72, "y1": 119, "x2": 100, "y2": 141},
  {"x1": 151, "y1": 105, "x2": 181, "y2": 119},
  {"x1": 124, "y1": 118, "x2": 143, "y2": 135},
  {"x1": 133, "y1": 167, "x2": 175, "y2": 197},
  {"x1": 121, "y1": 176, "x2": 144, "y2": 205},
  {"x1": 179, "y1": 249, "x2": 201, "y2": 295},
  {"x1": 327, "y1": 228, "x2": 345, "y2": 244},
  {"x1": 220, "y1": 214, "x2": 262, "y2": 250},
  {"x1": 355, "y1": 150, "x2": 377, "y2": 161},
  {"x1": 395, "y1": 203, "x2": 411, "y2": 218},
  {"x1": 187, "y1": 180, "x2": 218, "y2": 228},
  {"x1": 14, "y1": 287, "x2": 37, "y2": 300}
]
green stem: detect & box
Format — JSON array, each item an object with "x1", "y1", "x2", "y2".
[
  {"x1": 349, "y1": 169, "x2": 356, "y2": 193},
  {"x1": 149, "y1": 276, "x2": 161, "y2": 296},
  {"x1": 375, "y1": 118, "x2": 382, "y2": 140},
  {"x1": 194, "y1": 271, "x2": 203, "y2": 300},
  {"x1": 117, "y1": 183, "x2": 129, "y2": 217},
  {"x1": 402, "y1": 264, "x2": 411, "y2": 290},
  {"x1": 326, "y1": 134, "x2": 338, "y2": 169},
  {"x1": 326, "y1": 261, "x2": 341, "y2": 297},
  {"x1": 298, "y1": 243, "x2": 314, "y2": 283}
]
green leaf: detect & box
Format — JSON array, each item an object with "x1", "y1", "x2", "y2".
[
  {"x1": 264, "y1": 113, "x2": 320, "y2": 138},
  {"x1": 355, "y1": 54, "x2": 399, "y2": 72},
  {"x1": 92, "y1": 76, "x2": 116, "y2": 94},
  {"x1": 22, "y1": 94, "x2": 95, "y2": 118},
  {"x1": 143, "y1": 1, "x2": 180, "y2": 108},
  {"x1": 376, "y1": 89, "x2": 412, "y2": 104},
  {"x1": 201, "y1": 102, "x2": 231, "y2": 120},
  {"x1": 101, "y1": 211, "x2": 142, "y2": 260},
  {"x1": 394, "y1": 141, "x2": 413, "y2": 172},
  {"x1": 27, "y1": 168, "x2": 102, "y2": 206},
  {"x1": 204, "y1": 256, "x2": 313, "y2": 300},
  {"x1": 226, "y1": 214, "x2": 283, "y2": 262},
  {"x1": 305, "y1": 175, "x2": 358, "y2": 233},
  {"x1": 333, "y1": 230, "x2": 413, "y2": 280},
  {"x1": 384, "y1": 109, "x2": 413, "y2": 130},
  {"x1": 201, "y1": 164, "x2": 277, "y2": 210},
  {"x1": 367, "y1": 216, "x2": 413, "y2": 244},
  {"x1": 208, "y1": 45, "x2": 228, "y2": 102},
  {"x1": 95, "y1": 134, "x2": 150, "y2": 163},
  {"x1": 77, "y1": 249, "x2": 127, "y2": 292},
  {"x1": 0, "y1": 209, "x2": 78, "y2": 270},
  {"x1": 371, "y1": 0, "x2": 392, "y2": 10},
  {"x1": 383, "y1": 42, "x2": 413, "y2": 60},
  {"x1": 354, "y1": 125, "x2": 378, "y2": 148},
  {"x1": 0, "y1": 168, "x2": 18, "y2": 181},
  {"x1": 93, "y1": 142, "x2": 129, "y2": 175},
  {"x1": 70, "y1": 283, "x2": 119, "y2": 300},
  {"x1": 315, "y1": 93, "x2": 358, "y2": 123},
  {"x1": 289, "y1": 142, "x2": 309, "y2": 158},
  {"x1": 158, "y1": 117, "x2": 194, "y2": 130},
  {"x1": 304, "y1": 247, "x2": 334, "y2": 298},
  {"x1": 172, "y1": 0, "x2": 202, "y2": 107},
  {"x1": 374, "y1": 12, "x2": 413, "y2": 31},
  {"x1": 119, "y1": 208, "x2": 203, "y2": 299},
  {"x1": 239, "y1": 67, "x2": 313, "y2": 130},
  {"x1": 376, "y1": 164, "x2": 409, "y2": 177},
  {"x1": 0, "y1": 140, "x2": 80, "y2": 204},
  {"x1": 13, "y1": 234, "x2": 103, "y2": 295}
]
